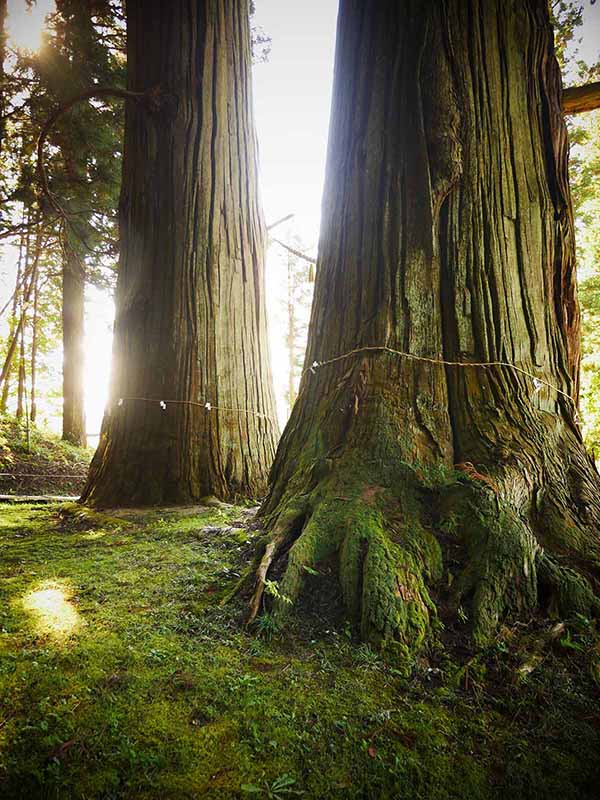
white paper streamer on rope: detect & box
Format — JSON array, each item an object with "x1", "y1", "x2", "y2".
[
  {"x1": 115, "y1": 396, "x2": 275, "y2": 424},
  {"x1": 112, "y1": 344, "x2": 578, "y2": 431}
]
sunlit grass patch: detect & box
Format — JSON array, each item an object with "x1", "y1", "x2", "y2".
[
  {"x1": 80, "y1": 530, "x2": 107, "y2": 540},
  {"x1": 20, "y1": 581, "x2": 82, "y2": 640}
]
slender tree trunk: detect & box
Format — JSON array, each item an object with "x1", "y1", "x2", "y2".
[
  {"x1": 15, "y1": 306, "x2": 25, "y2": 419},
  {"x1": 30, "y1": 272, "x2": 39, "y2": 423},
  {"x1": 82, "y1": 0, "x2": 278, "y2": 507},
  {"x1": 0, "y1": 224, "x2": 25, "y2": 412},
  {"x1": 249, "y1": 0, "x2": 600, "y2": 652},
  {"x1": 0, "y1": 224, "x2": 43, "y2": 399},
  {"x1": 62, "y1": 242, "x2": 86, "y2": 446},
  {"x1": 10, "y1": 221, "x2": 31, "y2": 420},
  {"x1": 0, "y1": 0, "x2": 7, "y2": 155}
]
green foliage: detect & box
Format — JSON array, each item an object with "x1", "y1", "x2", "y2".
[
  {"x1": 253, "y1": 612, "x2": 283, "y2": 642},
  {"x1": 0, "y1": 2, "x2": 124, "y2": 423},
  {"x1": 264, "y1": 579, "x2": 293, "y2": 606},
  {"x1": 551, "y1": 2, "x2": 585, "y2": 75},
  {"x1": 576, "y1": 120, "x2": 600, "y2": 449},
  {"x1": 22, "y1": 0, "x2": 124, "y2": 269},
  {"x1": 242, "y1": 773, "x2": 301, "y2": 798}
]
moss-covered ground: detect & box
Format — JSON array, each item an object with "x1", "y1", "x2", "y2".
[
  {"x1": 1, "y1": 502, "x2": 600, "y2": 799},
  {"x1": 0, "y1": 417, "x2": 91, "y2": 497}
]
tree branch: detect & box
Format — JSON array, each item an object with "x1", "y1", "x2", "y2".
[
  {"x1": 36, "y1": 85, "x2": 158, "y2": 216},
  {"x1": 267, "y1": 213, "x2": 294, "y2": 231},
  {"x1": 271, "y1": 237, "x2": 316, "y2": 264},
  {"x1": 562, "y1": 81, "x2": 600, "y2": 115},
  {"x1": 0, "y1": 213, "x2": 59, "y2": 242}
]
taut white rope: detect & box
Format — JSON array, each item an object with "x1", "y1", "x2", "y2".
[
  {"x1": 115, "y1": 395, "x2": 277, "y2": 425},
  {"x1": 302, "y1": 345, "x2": 576, "y2": 405}
]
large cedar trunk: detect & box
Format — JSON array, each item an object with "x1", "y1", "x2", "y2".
[
  {"x1": 250, "y1": 0, "x2": 600, "y2": 651},
  {"x1": 62, "y1": 244, "x2": 86, "y2": 446},
  {"x1": 82, "y1": 0, "x2": 278, "y2": 506}
]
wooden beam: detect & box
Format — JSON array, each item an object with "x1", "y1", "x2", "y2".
[{"x1": 562, "y1": 81, "x2": 600, "y2": 115}]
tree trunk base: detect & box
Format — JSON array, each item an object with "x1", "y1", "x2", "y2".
[
  {"x1": 243, "y1": 0, "x2": 600, "y2": 657},
  {"x1": 248, "y1": 453, "x2": 600, "y2": 654}
]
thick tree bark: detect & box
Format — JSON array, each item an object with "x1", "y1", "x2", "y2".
[
  {"x1": 249, "y1": 0, "x2": 600, "y2": 652},
  {"x1": 82, "y1": 0, "x2": 278, "y2": 506},
  {"x1": 62, "y1": 243, "x2": 86, "y2": 446}
]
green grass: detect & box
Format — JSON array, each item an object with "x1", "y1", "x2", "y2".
[
  {"x1": 0, "y1": 416, "x2": 91, "y2": 496},
  {"x1": 1, "y1": 503, "x2": 599, "y2": 799}
]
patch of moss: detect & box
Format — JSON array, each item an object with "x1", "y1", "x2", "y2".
[{"x1": 0, "y1": 503, "x2": 599, "y2": 798}]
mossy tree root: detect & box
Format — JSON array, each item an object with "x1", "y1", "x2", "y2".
[
  {"x1": 247, "y1": 503, "x2": 308, "y2": 623},
  {"x1": 443, "y1": 486, "x2": 600, "y2": 646},
  {"x1": 250, "y1": 464, "x2": 600, "y2": 653}
]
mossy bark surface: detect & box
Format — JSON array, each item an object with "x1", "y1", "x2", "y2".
[
  {"x1": 82, "y1": 0, "x2": 278, "y2": 507},
  {"x1": 250, "y1": 0, "x2": 600, "y2": 651}
]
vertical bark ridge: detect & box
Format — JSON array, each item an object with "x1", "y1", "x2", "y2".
[{"x1": 439, "y1": 0, "x2": 578, "y2": 469}]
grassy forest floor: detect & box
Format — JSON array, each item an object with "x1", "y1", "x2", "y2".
[
  {"x1": 0, "y1": 417, "x2": 91, "y2": 498},
  {"x1": 1, "y1": 503, "x2": 600, "y2": 799}
]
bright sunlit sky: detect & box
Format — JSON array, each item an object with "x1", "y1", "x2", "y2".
[
  {"x1": 1, "y1": 0, "x2": 599, "y2": 436},
  {"x1": 254, "y1": 0, "x2": 338, "y2": 425}
]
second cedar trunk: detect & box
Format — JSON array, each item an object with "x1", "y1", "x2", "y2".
[
  {"x1": 249, "y1": 0, "x2": 600, "y2": 649},
  {"x1": 83, "y1": 0, "x2": 278, "y2": 506}
]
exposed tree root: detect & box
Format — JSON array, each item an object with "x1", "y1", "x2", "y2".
[
  {"x1": 247, "y1": 503, "x2": 308, "y2": 623},
  {"x1": 248, "y1": 456, "x2": 600, "y2": 654}
]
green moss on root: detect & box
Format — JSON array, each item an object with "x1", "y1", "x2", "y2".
[{"x1": 257, "y1": 451, "x2": 600, "y2": 656}]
